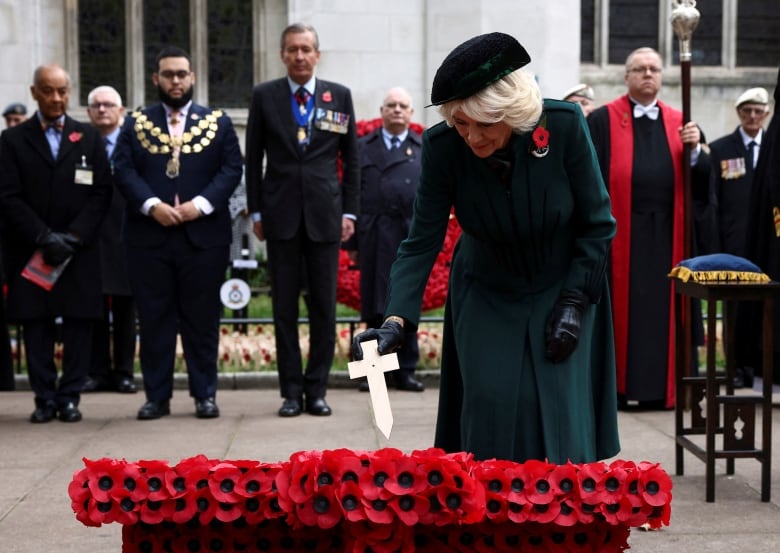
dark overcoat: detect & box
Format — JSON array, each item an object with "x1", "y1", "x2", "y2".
[
  {"x1": 0, "y1": 114, "x2": 111, "y2": 320},
  {"x1": 385, "y1": 101, "x2": 620, "y2": 464},
  {"x1": 357, "y1": 128, "x2": 422, "y2": 319}
]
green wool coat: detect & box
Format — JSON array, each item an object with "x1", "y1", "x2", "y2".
[{"x1": 386, "y1": 100, "x2": 620, "y2": 464}]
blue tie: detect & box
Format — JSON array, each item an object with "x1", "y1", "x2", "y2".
[{"x1": 390, "y1": 136, "x2": 400, "y2": 150}]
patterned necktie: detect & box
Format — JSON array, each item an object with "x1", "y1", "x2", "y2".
[
  {"x1": 390, "y1": 136, "x2": 400, "y2": 150},
  {"x1": 295, "y1": 87, "x2": 311, "y2": 107}
]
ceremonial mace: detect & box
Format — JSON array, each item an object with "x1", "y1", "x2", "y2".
[{"x1": 671, "y1": 0, "x2": 700, "y2": 400}]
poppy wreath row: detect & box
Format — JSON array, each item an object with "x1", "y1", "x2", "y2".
[
  {"x1": 70, "y1": 448, "x2": 671, "y2": 552},
  {"x1": 336, "y1": 118, "x2": 462, "y2": 313}
]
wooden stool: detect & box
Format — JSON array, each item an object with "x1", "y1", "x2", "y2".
[{"x1": 672, "y1": 279, "x2": 778, "y2": 502}]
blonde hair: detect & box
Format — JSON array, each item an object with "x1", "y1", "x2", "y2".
[{"x1": 438, "y1": 70, "x2": 543, "y2": 134}]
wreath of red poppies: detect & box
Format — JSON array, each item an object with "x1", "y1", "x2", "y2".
[
  {"x1": 337, "y1": 118, "x2": 462, "y2": 313},
  {"x1": 70, "y1": 448, "x2": 672, "y2": 553}
]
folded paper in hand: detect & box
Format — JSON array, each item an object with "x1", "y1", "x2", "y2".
[{"x1": 21, "y1": 249, "x2": 72, "y2": 291}]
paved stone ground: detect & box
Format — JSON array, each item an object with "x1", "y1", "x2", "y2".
[{"x1": 1, "y1": 375, "x2": 778, "y2": 553}]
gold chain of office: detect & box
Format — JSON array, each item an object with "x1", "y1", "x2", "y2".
[{"x1": 130, "y1": 109, "x2": 223, "y2": 155}]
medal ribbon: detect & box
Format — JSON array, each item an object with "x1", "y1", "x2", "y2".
[{"x1": 292, "y1": 87, "x2": 314, "y2": 146}]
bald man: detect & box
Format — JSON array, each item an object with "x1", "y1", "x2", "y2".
[{"x1": 0, "y1": 64, "x2": 111, "y2": 422}]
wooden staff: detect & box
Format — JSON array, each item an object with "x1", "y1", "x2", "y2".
[{"x1": 671, "y1": 0, "x2": 701, "y2": 397}]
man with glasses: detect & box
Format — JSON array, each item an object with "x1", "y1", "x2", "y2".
[
  {"x1": 710, "y1": 87, "x2": 770, "y2": 388},
  {"x1": 81, "y1": 85, "x2": 137, "y2": 395},
  {"x1": 588, "y1": 46, "x2": 713, "y2": 410},
  {"x1": 114, "y1": 46, "x2": 243, "y2": 420},
  {"x1": 351, "y1": 87, "x2": 423, "y2": 393}
]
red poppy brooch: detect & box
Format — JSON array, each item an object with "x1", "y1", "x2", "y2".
[
  {"x1": 530, "y1": 114, "x2": 549, "y2": 158},
  {"x1": 321, "y1": 90, "x2": 332, "y2": 102},
  {"x1": 68, "y1": 131, "x2": 83, "y2": 143}
]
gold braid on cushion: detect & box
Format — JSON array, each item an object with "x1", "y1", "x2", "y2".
[{"x1": 668, "y1": 266, "x2": 771, "y2": 283}]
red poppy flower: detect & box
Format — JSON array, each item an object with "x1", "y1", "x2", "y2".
[
  {"x1": 84, "y1": 457, "x2": 124, "y2": 503},
  {"x1": 576, "y1": 461, "x2": 607, "y2": 504},
  {"x1": 68, "y1": 131, "x2": 82, "y2": 143},
  {"x1": 322, "y1": 91, "x2": 332, "y2": 103},
  {"x1": 334, "y1": 479, "x2": 367, "y2": 523},
  {"x1": 526, "y1": 497, "x2": 561, "y2": 524},
  {"x1": 524, "y1": 459, "x2": 555, "y2": 505},
  {"x1": 532, "y1": 125, "x2": 549, "y2": 149},
  {"x1": 137, "y1": 459, "x2": 175, "y2": 502},
  {"x1": 209, "y1": 462, "x2": 243, "y2": 503},
  {"x1": 637, "y1": 461, "x2": 673, "y2": 507},
  {"x1": 297, "y1": 486, "x2": 342, "y2": 529}
]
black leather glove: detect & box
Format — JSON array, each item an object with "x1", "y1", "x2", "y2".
[
  {"x1": 545, "y1": 291, "x2": 588, "y2": 363},
  {"x1": 37, "y1": 231, "x2": 80, "y2": 267},
  {"x1": 351, "y1": 319, "x2": 404, "y2": 360}
]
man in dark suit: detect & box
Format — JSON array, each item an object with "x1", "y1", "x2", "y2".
[
  {"x1": 245, "y1": 23, "x2": 359, "y2": 417},
  {"x1": 0, "y1": 64, "x2": 112, "y2": 422},
  {"x1": 82, "y1": 85, "x2": 137, "y2": 394},
  {"x1": 710, "y1": 86, "x2": 770, "y2": 388},
  {"x1": 353, "y1": 87, "x2": 423, "y2": 392},
  {"x1": 114, "y1": 46, "x2": 242, "y2": 420}
]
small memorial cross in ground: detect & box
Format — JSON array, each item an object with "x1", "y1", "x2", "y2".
[{"x1": 347, "y1": 339, "x2": 399, "y2": 439}]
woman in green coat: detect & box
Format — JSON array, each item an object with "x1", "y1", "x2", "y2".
[{"x1": 353, "y1": 32, "x2": 619, "y2": 464}]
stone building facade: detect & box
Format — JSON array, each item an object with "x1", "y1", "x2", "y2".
[{"x1": 0, "y1": 0, "x2": 777, "y2": 144}]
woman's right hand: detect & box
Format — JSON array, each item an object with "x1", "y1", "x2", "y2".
[{"x1": 351, "y1": 319, "x2": 404, "y2": 360}]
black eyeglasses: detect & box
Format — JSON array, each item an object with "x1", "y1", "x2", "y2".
[
  {"x1": 383, "y1": 102, "x2": 411, "y2": 110},
  {"x1": 159, "y1": 70, "x2": 191, "y2": 80},
  {"x1": 88, "y1": 102, "x2": 118, "y2": 109},
  {"x1": 739, "y1": 106, "x2": 767, "y2": 116}
]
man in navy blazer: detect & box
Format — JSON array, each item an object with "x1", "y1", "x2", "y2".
[
  {"x1": 245, "y1": 23, "x2": 359, "y2": 417},
  {"x1": 0, "y1": 64, "x2": 112, "y2": 423},
  {"x1": 114, "y1": 46, "x2": 243, "y2": 420}
]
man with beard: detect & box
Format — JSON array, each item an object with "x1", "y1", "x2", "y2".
[{"x1": 114, "y1": 46, "x2": 242, "y2": 420}]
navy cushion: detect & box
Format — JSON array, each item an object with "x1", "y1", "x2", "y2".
[{"x1": 668, "y1": 253, "x2": 770, "y2": 283}]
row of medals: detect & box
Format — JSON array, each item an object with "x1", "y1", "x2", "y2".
[{"x1": 132, "y1": 110, "x2": 222, "y2": 178}]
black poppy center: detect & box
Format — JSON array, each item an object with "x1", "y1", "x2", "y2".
[
  {"x1": 220, "y1": 479, "x2": 235, "y2": 493},
  {"x1": 313, "y1": 495, "x2": 330, "y2": 514},
  {"x1": 317, "y1": 472, "x2": 333, "y2": 486},
  {"x1": 646, "y1": 481, "x2": 660, "y2": 495},
  {"x1": 427, "y1": 470, "x2": 443, "y2": 486},
  {"x1": 399, "y1": 495, "x2": 415, "y2": 512},
  {"x1": 173, "y1": 476, "x2": 186, "y2": 492},
  {"x1": 488, "y1": 479, "x2": 503, "y2": 492},
  {"x1": 535, "y1": 479, "x2": 550, "y2": 494},
  {"x1": 605, "y1": 477, "x2": 620, "y2": 492},
  {"x1": 582, "y1": 477, "x2": 596, "y2": 492},
  {"x1": 560, "y1": 478, "x2": 573, "y2": 493},
  {"x1": 341, "y1": 495, "x2": 358, "y2": 511},
  {"x1": 373, "y1": 472, "x2": 388, "y2": 487},
  {"x1": 511, "y1": 478, "x2": 524, "y2": 492},
  {"x1": 98, "y1": 476, "x2": 113, "y2": 491},
  {"x1": 245, "y1": 480, "x2": 260, "y2": 493},
  {"x1": 398, "y1": 472, "x2": 414, "y2": 488},
  {"x1": 148, "y1": 477, "x2": 162, "y2": 492}
]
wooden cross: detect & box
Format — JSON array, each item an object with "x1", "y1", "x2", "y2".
[{"x1": 347, "y1": 340, "x2": 399, "y2": 439}]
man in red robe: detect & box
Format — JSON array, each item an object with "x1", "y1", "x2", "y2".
[{"x1": 588, "y1": 47, "x2": 715, "y2": 409}]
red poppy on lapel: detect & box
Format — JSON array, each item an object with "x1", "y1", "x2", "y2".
[
  {"x1": 68, "y1": 131, "x2": 83, "y2": 143},
  {"x1": 322, "y1": 91, "x2": 332, "y2": 102}
]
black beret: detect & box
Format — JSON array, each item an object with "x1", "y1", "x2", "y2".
[
  {"x1": 2, "y1": 102, "x2": 26, "y2": 117},
  {"x1": 429, "y1": 32, "x2": 531, "y2": 106}
]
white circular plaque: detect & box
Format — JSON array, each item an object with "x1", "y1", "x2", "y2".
[{"x1": 220, "y1": 278, "x2": 251, "y2": 310}]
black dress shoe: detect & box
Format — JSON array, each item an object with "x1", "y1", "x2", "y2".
[
  {"x1": 82, "y1": 376, "x2": 108, "y2": 393},
  {"x1": 30, "y1": 402, "x2": 57, "y2": 423},
  {"x1": 278, "y1": 398, "x2": 302, "y2": 417},
  {"x1": 137, "y1": 400, "x2": 170, "y2": 420},
  {"x1": 394, "y1": 373, "x2": 425, "y2": 392},
  {"x1": 195, "y1": 397, "x2": 220, "y2": 419},
  {"x1": 305, "y1": 397, "x2": 332, "y2": 416},
  {"x1": 58, "y1": 402, "x2": 82, "y2": 422},
  {"x1": 116, "y1": 377, "x2": 138, "y2": 394}
]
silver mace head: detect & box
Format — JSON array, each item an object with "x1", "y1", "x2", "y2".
[{"x1": 671, "y1": 0, "x2": 701, "y2": 61}]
